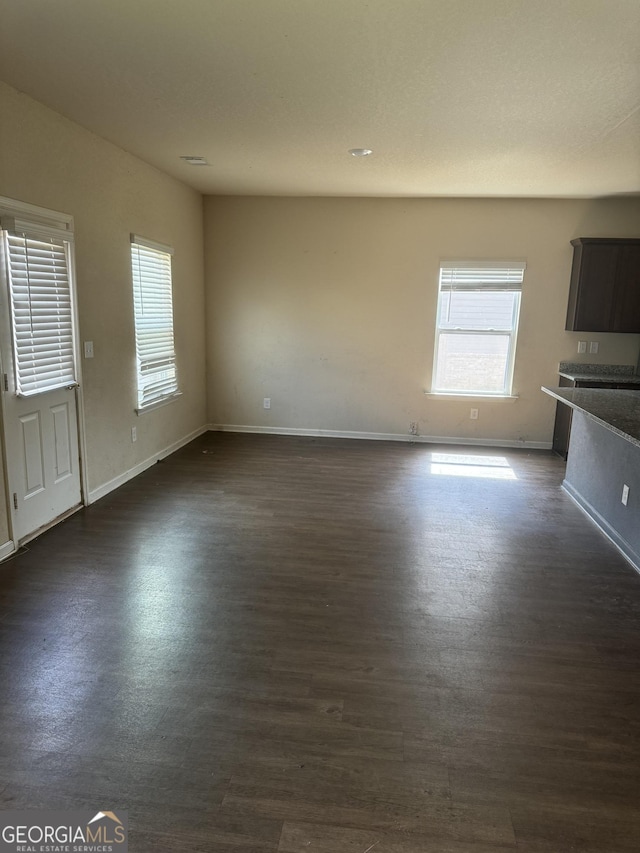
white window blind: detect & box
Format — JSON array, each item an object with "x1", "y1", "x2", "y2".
[
  {"x1": 2, "y1": 230, "x2": 76, "y2": 396},
  {"x1": 131, "y1": 236, "x2": 178, "y2": 410},
  {"x1": 433, "y1": 261, "x2": 525, "y2": 396},
  {"x1": 439, "y1": 261, "x2": 526, "y2": 291}
]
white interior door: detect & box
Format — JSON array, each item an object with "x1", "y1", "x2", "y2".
[
  {"x1": 3, "y1": 385, "x2": 81, "y2": 541},
  {"x1": 0, "y1": 203, "x2": 83, "y2": 544}
]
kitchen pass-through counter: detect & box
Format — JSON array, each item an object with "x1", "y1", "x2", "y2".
[
  {"x1": 551, "y1": 363, "x2": 640, "y2": 458},
  {"x1": 558, "y1": 361, "x2": 640, "y2": 386},
  {"x1": 542, "y1": 385, "x2": 640, "y2": 572}
]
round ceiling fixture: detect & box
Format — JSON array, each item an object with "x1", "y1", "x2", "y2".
[
  {"x1": 349, "y1": 148, "x2": 373, "y2": 157},
  {"x1": 180, "y1": 155, "x2": 209, "y2": 166}
]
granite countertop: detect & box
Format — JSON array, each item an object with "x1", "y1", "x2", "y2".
[
  {"x1": 542, "y1": 386, "x2": 640, "y2": 448},
  {"x1": 558, "y1": 362, "x2": 640, "y2": 384}
]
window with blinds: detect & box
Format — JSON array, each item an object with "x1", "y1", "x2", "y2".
[
  {"x1": 131, "y1": 236, "x2": 178, "y2": 410},
  {"x1": 2, "y1": 230, "x2": 76, "y2": 396},
  {"x1": 432, "y1": 261, "x2": 526, "y2": 396}
]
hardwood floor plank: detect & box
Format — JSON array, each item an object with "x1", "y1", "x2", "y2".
[
  {"x1": 278, "y1": 820, "x2": 516, "y2": 852},
  {"x1": 127, "y1": 806, "x2": 283, "y2": 853},
  {"x1": 176, "y1": 716, "x2": 404, "y2": 762},
  {"x1": 222, "y1": 793, "x2": 516, "y2": 846},
  {"x1": 228, "y1": 754, "x2": 450, "y2": 805},
  {"x1": 509, "y1": 799, "x2": 640, "y2": 852}
]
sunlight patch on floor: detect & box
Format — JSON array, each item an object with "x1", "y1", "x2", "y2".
[{"x1": 430, "y1": 452, "x2": 517, "y2": 480}]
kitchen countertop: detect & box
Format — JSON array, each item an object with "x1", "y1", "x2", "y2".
[
  {"x1": 557, "y1": 362, "x2": 640, "y2": 384},
  {"x1": 542, "y1": 386, "x2": 640, "y2": 448}
]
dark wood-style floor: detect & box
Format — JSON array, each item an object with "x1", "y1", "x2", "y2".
[{"x1": 1, "y1": 432, "x2": 639, "y2": 852}]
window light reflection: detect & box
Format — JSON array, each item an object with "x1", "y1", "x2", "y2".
[{"x1": 430, "y1": 452, "x2": 517, "y2": 480}]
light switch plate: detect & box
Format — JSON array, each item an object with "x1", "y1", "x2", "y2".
[{"x1": 84, "y1": 341, "x2": 94, "y2": 358}]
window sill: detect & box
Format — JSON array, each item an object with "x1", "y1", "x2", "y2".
[
  {"x1": 135, "y1": 391, "x2": 182, "y2": 415},
  {"x1": 425, "y1": 391, "x2": 518, "y2": 400}
]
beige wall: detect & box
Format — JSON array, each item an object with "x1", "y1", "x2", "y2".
[
  {"x1": 0, "y1": 82, "x2": 206, "y2": 544},
  {"x1": 1, "y1": 79, "x2": 639, "y2": 551},
  {"x1": 204, "y1": 196, "x2": 640, "y2": 445}
]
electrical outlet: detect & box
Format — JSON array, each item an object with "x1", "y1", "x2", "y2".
[
  {"x1": 589, "y1": 341, "x2": 599, "y2": 354},
  {"x1": 409, "y1": 421, "x2": 418, "y2": 435},
  {"x1": 622, "y1": 484, "x2": 629, "y2": 506},
  {"x1": 131, "y1": 426, "x2": 137, "y2": 442},
  {"x1": 577, "y1": 341, "x2": 587, "y2": 354},
  {"x1": 263, "y1": 397, "x2": 271, "y2": 409},
  {"x1": 470, "y1": 408, "x2": 478, "y2": 420}
]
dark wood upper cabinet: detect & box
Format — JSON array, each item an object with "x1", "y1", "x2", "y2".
[
  {"x1": 613, "y1": 242, "x2": 640, "y2": 332},
  {"x1": 565, "y1": 237, "x2": 640, "y2": 332}
]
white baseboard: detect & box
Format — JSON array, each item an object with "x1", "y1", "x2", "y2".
[
  {"x1": 209, "y1": 423, "x2": 552, "y2": 451},
  {"x1": 88, "y1": 425, "x2": 209, "y2": 504},
  {"x1": 0, "y1": 539, "x2": 16, "y2": 563}
]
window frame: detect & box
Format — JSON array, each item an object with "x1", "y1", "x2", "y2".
[
  {"x1": 130, "y1": 234, "x2": 179, "y2": 413},
  {"x1": 431, "y1": 260, "x2": 525, "y2": 397}
]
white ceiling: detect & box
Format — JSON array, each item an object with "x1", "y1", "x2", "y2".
[{"x1": 1, "y1": 0, "x2": 639, "y2": 197}]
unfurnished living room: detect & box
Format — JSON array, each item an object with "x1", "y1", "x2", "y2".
[{"x1": 0, "y1": 2, "x2": 639, "y2": 852}]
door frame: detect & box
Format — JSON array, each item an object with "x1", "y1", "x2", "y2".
[{"x1": 0, "y1": 195, "x2": 89, "y2": 554}]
